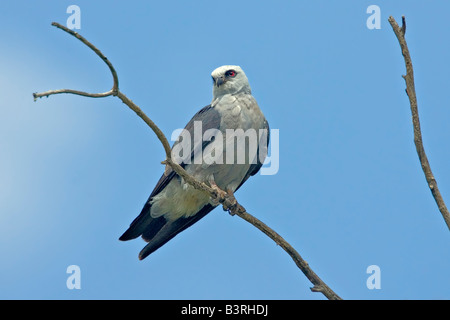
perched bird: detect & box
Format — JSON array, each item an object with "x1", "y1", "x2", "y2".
[{"x1": 119, "y1": 65, "x2": 269, "y2": 260}]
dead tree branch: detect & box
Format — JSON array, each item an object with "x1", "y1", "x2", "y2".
[
  {"x1": 388, "y1": 16, "x2": 450, "y2": 231},
  {"x1": 33, "y1": 22, "x2": 342, "y2": 300}
]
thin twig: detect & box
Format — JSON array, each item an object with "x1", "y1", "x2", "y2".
[
  {"x1": 388, "y1": 16, "x2": 450, "y2": 230},
  {"x1": 33, "y1": 23, "x2": 118, "y2": 100},
  {"x1": 33, "y1": 22, "x2": 343, "y2": 299},
  {"x1": 33, "y1": 88, "x2": 113, "y2": 100},
  {"x1": 115, "y1": 91, "x2": 172, "y2": 159}
]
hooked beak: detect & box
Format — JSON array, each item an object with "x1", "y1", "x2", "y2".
[{"x1": 214, "y1": 76, "x2": 225, "y2": 87}]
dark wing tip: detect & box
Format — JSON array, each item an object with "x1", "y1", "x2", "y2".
[
  {"x1": 118, "y1": 231, "x2": 135, "y2": 241},
  {"x1": 138, "y1": 247, "x2": 153, "y2": 260},
  {"x1": 137, "y1": 204, "x2": 217, "y2": 260},
  {"x1": 138, "y1": 234, "x2": 170, "y2": 260}
]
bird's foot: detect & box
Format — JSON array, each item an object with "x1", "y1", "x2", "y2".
[
  {"x1": 208, "y1": 178, "x2": 246, "y2": 215},
  {"x1": 223, "y1": 189, "x2": 246, "y2": 216},
  {"x1": 208, "y1": 178, "x2": 227, "y2": 207},
  {"x1": 212, "y1": 188, "x2": 245, "y2": 216}
]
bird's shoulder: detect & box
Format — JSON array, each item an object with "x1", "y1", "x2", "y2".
[{"x1": 183, "y1": 104, "x2": 222, "y2": 132}]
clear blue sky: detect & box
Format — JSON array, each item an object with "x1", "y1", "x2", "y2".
[{"x1": 0, "y1": 1, "x2": 449, "y2": 300}]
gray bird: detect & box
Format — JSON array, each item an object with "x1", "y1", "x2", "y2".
[{"x1": 119, "y1": 65, "x2": 269, "y2": 260}]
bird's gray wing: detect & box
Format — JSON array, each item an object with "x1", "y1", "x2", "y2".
[
  {"x1": 235, "y1": 119, "x2": 270, "y2": 191},
  {"x1": 171, "y1": 104, "x2": 222, "y2": 168},
  {"x1": 119, "y1": 105, "x2": 221, "y2": 256}
]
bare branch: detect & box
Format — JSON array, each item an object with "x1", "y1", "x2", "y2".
[
  {"x1": 115, "y1": 91, "x2": 172, "y2": 160},
  {"x1": 232, "y1": 205, "x2": 342, "y2": 300},
  {"x1": 33, "y1": 22, "x2": 118, "y2": 101},
  {"x1": 388, "y1": 16, "x2": 450, "y2": 231},
  {"x1": 33, "y1": 22, "x2": 343, "y2": 299},
  {"x1": 33, "y1": 88, "x2": 113, "y2": 100}
]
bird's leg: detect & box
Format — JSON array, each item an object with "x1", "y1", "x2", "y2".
[
  {"x1": 208, "y1": 176, "x2": 246, "y2": 215},
  {"x1": 208, "y1": 175, "x2": 227, "y2": 207}
]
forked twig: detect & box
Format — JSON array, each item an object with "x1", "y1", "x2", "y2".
[
  {"x1": 389, "y1": 16, "x2": 450, "y2": 231},
  {"x1": 33, "y1": 23, "x2": 118, "y2": 99},
  {"x1": 33, "y1": 22, "x2": 342, "y2": 300}
]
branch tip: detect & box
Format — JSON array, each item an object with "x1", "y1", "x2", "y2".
[
  {"x1": 33, "y1": 21, "x2": 119, "y2": 101},
  {"x1": 310, "y1": 285, "x2": 323, "y2": 293},
  {"x1": 401, "y1": 16, "x2": 406, "y2": 35}
]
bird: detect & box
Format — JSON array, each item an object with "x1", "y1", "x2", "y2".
[{"x1": 119, "y1": 65, "x2": 269, "y2": 260}]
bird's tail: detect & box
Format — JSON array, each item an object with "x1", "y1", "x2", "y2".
[{"x1": 120, "y1": 203, "x2": 216, "y2": 260}]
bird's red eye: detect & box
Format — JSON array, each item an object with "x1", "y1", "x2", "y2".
[{"x1": 225, "y1": 70, "x2": 237, "y2": 77}]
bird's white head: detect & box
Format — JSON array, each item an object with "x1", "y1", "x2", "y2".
[{"x1": 211, "y1": 65, "x2": 251, "y2": 100}]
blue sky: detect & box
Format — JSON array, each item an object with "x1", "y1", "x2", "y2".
[{"x1": 0, "y1": 1, "x2": 449, "y2": 300}]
